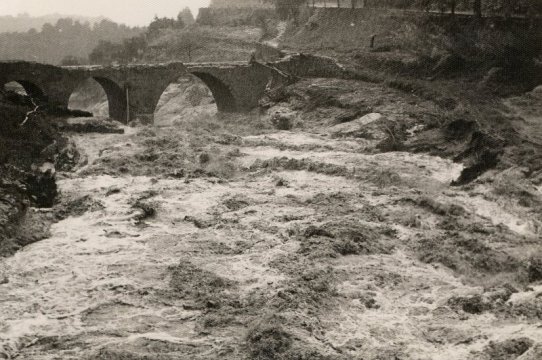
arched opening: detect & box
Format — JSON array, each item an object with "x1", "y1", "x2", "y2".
[
  {"x1": 190, "y1": 72, "x2": 237, "y2": 113},
  {"x1": 68, "y1": 78, "x2": 109, "y2": 117},
  {"x1": 3, "y1": 80, "x2": 46, "y2": 101},
  {"x1": 154, "y1": 74, "x2": 218, "y2": 127},
  {"x1": 68, "y1": 77, "x2": 126, "y2": 123}
]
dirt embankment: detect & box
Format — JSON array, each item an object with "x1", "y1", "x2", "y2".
[
  {"x1": 281, "y1": 8, "x2": 542, "y2": 84},
  {"x1": 1, "y1": 92, "x2": 55, "y2": 255},
  {"x1": 263, "y1": 6, "x2": 542, "y2": 191},
  {"x1": 265, "y1": 39, "x2": 542, "y2": 192},
  {"x1": 0, "y1": 91, "x2": 98, "y2": 256}
]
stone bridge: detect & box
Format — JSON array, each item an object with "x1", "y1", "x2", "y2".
[{"x1": 0, "y1": 61, "x2": 289, "y2": 124}]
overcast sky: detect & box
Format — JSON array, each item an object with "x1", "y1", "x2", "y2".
[{"x1": 0, "y1": 0, "x2": 211, "y2": 26}]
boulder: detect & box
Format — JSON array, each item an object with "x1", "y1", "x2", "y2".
[
  {"x1": 55, "y1": 141, "x2": 81, "y2": 171},
  {"x1": 479, "y1": 67, "x2": 504, "y2": 88},
  {"x1": 528, "y1": 256, "x2": 542, "y2": 283},
  {"x1": 185, "y1": 84, "x2": 213, "y2": 106},
  {"x1": 483, "y1": 338, "x2": 534, "y2": 360},
  {"x1": 270, "y1": 107, "x2": 297, "y2": 130},
  {"x1": 330, "y1": 113, "x2": 385, "y2": 139},
  {"x1": 432, "y1": 53, "x2": 465, "y2": 75},
  {"x1": 58, "y1": 117, "x2": 124, "y2": 134},
  {"x1": 25, "y1": 165, "x2": 57, "y2": 208},
  {"x1": 530, "y1": 85, "x2": 542, "y2": 96},
  {"x1": 333, "y1": 109, "x2": 366, "y2": 124},
  {"x1": 517, "y1": 343, "x2": 542, "y2": 360}
]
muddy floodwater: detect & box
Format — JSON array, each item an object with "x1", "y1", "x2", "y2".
[{"x1": 1, "y1": 115, "x2": 541, "y2": 359}]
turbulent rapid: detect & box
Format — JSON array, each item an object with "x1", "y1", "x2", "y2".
[{"x1": 1, "y1": 76, "x2": 541, "y2": 359}]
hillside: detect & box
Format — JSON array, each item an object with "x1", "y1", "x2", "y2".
[
  {"x1": 0, "y1": 90, "x2": 75, "y2": 256},
  {"x1": 83, "y1": 7, "x2": 272, "y2": 66},
  {"x1": 144, "y1": 26, "x2": 262, "y2": 63},
  {"x1": 282, "y1": 8, "x2": 542, "y2": 79}
]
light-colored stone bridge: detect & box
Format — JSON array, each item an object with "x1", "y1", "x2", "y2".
[{"x1": 0, "y1": 61, "x2": 289, "y2": 124}]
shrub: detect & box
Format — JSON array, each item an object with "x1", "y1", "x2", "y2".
[{"x1": 246, "y1": 316, "x2": 293, "y2": 360}]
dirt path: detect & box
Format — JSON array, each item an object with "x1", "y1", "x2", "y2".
[
  {"x1": 264, "y1": 21, "x2": 287, "y2": 48},
  {"x1": 1, "y1": 120, "x2": 541, "y2": 359}
]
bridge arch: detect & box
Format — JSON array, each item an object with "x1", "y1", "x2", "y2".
[
  {"x1": 68, "y1": 76, "x2": 127, "y2": 122},
  {"x1": 153, "y1": 75, "x2": 218, "y2": 127},
  {"x1": 3, "y1": 80, "x2": 47, "y2": 101},
  {"x1": 68, "y1": 78, "x2": 108, "y2": 117},
  {"x1": 189, "y1": 72, "x2": 237, "y2": 112}
]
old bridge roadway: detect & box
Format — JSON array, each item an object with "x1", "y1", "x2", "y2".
[{"x1": 0, "y1": 60, "x2": 290, "y2": 124}]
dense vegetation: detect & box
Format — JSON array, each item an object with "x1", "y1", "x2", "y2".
[
  {"x1": 0, "y1": 7, "x2": 198, "y2": 66},
  {"x1": 88, "y1": 7, "x2": 260, "y2": 64},
  {"x1": 88, "y1": 8, "x2": 199, "y2": 64},
  {"x1": 285, "y1": 0, "x2": 542, "y2": 18},
  {"x1": 0, "y1": 18, "x2": 143, "y2": 64}
]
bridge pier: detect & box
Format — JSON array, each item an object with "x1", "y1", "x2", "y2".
[{"x1": 126, "y1": 78, "x2": 175, "y2": 125}]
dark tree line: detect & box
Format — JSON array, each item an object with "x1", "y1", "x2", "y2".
[
  {"x1": 88, "y1": 8, "x2": 196, "y2": 65},
  {"x1": 0, "y1": 18, "x2": 143, "y2": 65},
  {"x1": 88, "y1": 36, "x2": 148, "y2": 65}
]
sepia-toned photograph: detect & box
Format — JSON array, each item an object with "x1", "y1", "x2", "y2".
[{"x1": 0, "y1": 0, "x2": 541, "y2": 359}]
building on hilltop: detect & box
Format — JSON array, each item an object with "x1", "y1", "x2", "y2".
[{"x1": 209, "y1": 0, "x2": 274, "y2": 8}]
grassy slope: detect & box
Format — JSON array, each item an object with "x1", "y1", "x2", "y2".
[{"x1": 144, "y1": 25, "x2": 262, "y2": 63}]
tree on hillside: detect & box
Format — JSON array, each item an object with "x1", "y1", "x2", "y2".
[
  {"x1": 41, "y1": 22, "x2": 56, "y2": 35},
  {"x1": 178, "y1": 7, "x2": 196, "y2": 26},
  {"x1": 148, "y1": 16, "x2": 185, "y2": 39},
  {"x1": 89, "y1": 40, "x2": 125, "y2": 64},
  {"x1": 93, "y1": 19, "x2": 122, "y2": 37},
  {"x1": 55, "y1": 18, "x2": 74, "y2": 32},
  {"x1": 88, "y1": 35, "x2": 148, "y2": 64},
  {"x1": 527, "y1": 0, "x2": 542, "y2": 18},
  {"x1": 170, "y1": 32, "x2": 205, "y2": 62},
  {"x1": 122, "y1": 35, "x2": 147, "y2": 62},
  {"x1": 275, "y1": 0, "x2": 306, "y2": 21},
  {"x1": 416, "y1": 0, "x2": 467, "y2": 14},
  {"x1": 483, "y1": 0, "x2": 542, "y2": 18},
  {"x1": 473, "y1": 0, "x2": 482, "y2": 17},
  {"x1": 60, "y1": 55, "x2": 84, "y2": 66}
]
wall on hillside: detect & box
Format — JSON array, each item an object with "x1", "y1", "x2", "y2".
[
  {"x1": 269, "y1": 53, "x2": 348, "y2": 79},
  {"x1": 197, "y1": 7, "x2": 276, "y2": 26},
  {"x1": 209, "y1": 0, "x2": 273, "y2": 8}
]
